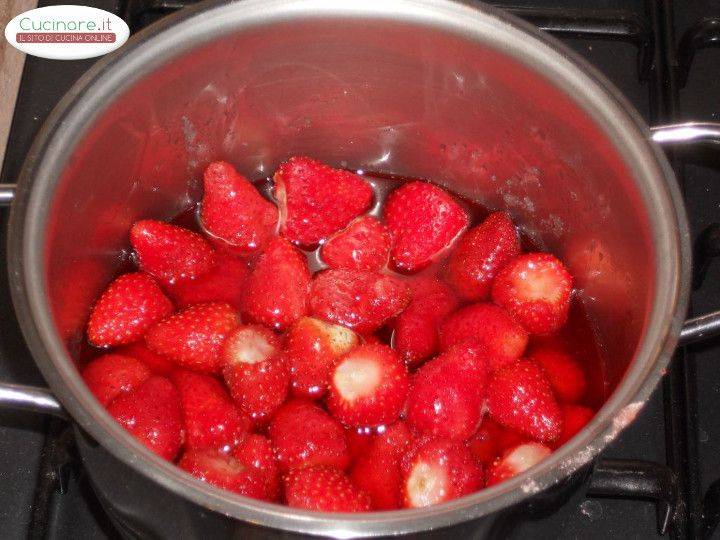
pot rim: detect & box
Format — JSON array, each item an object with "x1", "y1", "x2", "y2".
[{"x1": 7, "y1": 0, "x2": 691, "y2": 536}]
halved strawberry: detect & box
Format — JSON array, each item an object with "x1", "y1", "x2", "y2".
[
  {"x1": 82, "y1": 354, "x2": 151, "y2": 406},
  {"x1": 401, "y1": 438, "x2": 483, "y2": 508},
  {"x1": 467, "y1": 417, "x2": 527, "y2": 466},
  {"x1": 321, "y1": 216, "x2": 391, "y2": 271},
  {"x1": 553, "y1": 404, "x2": 595, "y2": 448},
  {"x1": 487, "y1": 358, "x2": 563, "y2": 442},
  {"x1": 491, "y1": 253, "x2": 573, "y2": 335},
  {"x1": 87, "y1": 273, "x2": 173, "y2": 348},
  {"x1": 444, "y1": 212, "x2": 521, "y2": 301},
  {"x1": 486, "y1": 443, "x2": 552, "y2": 487},
  {"x1": 171, "y1": 370, "x2": 250, "y2": 453},
  {"x1": 405, "y1": 341, "x2": 488, "y2": 441},
  {"x1": 439, "y1": 303, "x2": 528, "y2": 371},
  {"x1": 327, "y1": 344, "x2": 409, "y2": 428},
  {"x1": 240, "y1": 237, "x2": 311, "y2": 331},
  {"x1": 178, "y1": 448, "x2": 267, "y2": 499},
  {"x1": 527, "y1": 340, "x2": 587, "y2": 403},
  {"x1": 145, "y1": 302, "x2": 240, "y2": 373},
  {"x1": 232, "y1": 434, "x2": 281, "y2": 501},
  {"x1": 200, "y1": 161, "x2": 278, "y2": 253},
  {"x1": 309, "y1": 269, "x2": 410, "y2": 333},
  {"x1": 284, "y1": 465, "x2": 371, "y2": 512},
  {"x1": 130, "y1": 220, "x2": 216, "y2": 284},
  {"x1": 268, "y1": 399, "x2": 350, "y2": 471},
  {"x1": 273, "y1": 156, "x2": 374, "y2": 247},
  {"x1": 384, "y1": 181, "x2": 469, "y2": 273},
  {"x1": 116, "y1": 343, "x2": 175, "y2": 375},
  {"x1": 107, "y1": 376, "x2": 184, "y2": 461},
  {"x1": 221, "y1": 325, "x2": 289, "y2": 424},
  {"x1": 286, "y1": 317, "x2": 360, "y2": 400}
]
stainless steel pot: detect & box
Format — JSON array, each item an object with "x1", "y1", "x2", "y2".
[{"x1": 2, "y1": 0, "x2": 720, "y2": 537}]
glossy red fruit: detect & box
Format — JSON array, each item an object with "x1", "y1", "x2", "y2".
[
  {"x1": 130, "y1": 220, "x2": 216, "y2": 284},
  {"x1": 116, "y1": 343, "x2": 175, "y2": 376},
  {"x1": 444, "y1": 212, "x2": 521, "y2": 301},
  {"x1": 221, "y1": 325, "x2": 289, "y2": 423},
  {"x1": 487, "y1": 358, "x2": 563, "y2": 442},
  {"x1": 107, "y1": 376, "x2": 184, "y2": 461},
  {"x1": 82, "y1": 354, "x2": 151, "y2": 406},
  {"x1": 273, "y1": 156, "x2": 374, "y2": 246},
  {"x1": 166, "y1": 251, "x2": 249, "y2": 310},
  {"x1": 491, "y1": 253, "x2": 573, "y2": 335},
  {"x1": 284, "y1": 466, "x2": 371, "y2": 512},
  {"x1": 268, "y1": 399, "x2": 350, "y2": 472},
  {"x1": 232, "y1": 434, "x2": 281, "y2": 501},
  {"x1": 467, "y1": 417, "x2": 527, "y2": 465},
  {"x1": 350, "y1": 437, "x2": 403, "y2": 510},
  {"x1": 405, "y1": 341, "x2": 488, "y2": 441},
  {"x1": 145, "y1": 302, "x2": 240, "y2": 374},
  {"x1": 240, "y1": 237, "x2": 311, "y2": 331},
  {"x1": 384, "y1": 181, "x2": 469, "y2": 273},
  {"x1": 345, "y1": 427, "x2": 375, "y2": 462},
  {"x1": 179, "y1": 448, "x2": 267, "y2": 499},
  {"x1": 401, "y1": 438, "x2": 483, "y2": 508},
  {"x1": 286, "y1": 317, "x2": 360, "y2": 400},
  {"x1": 327, "y1": 344, "x2": 409, "y2": 428},
  {"x1": 321, "y1": 216, "x2": 391, "y2": 271},
  {"x1": 527, "y1": 341, "x2": 587, "y2": 403},
  {"x1": 200, "y1": 161, "x2": 278, "y2": 253},
  {"x1": 171, "y1": 370, "x2": 250, "y2": 453},
  {"x1": 439, "y1": 303, "x2": 529, "y2": 371},
  {"x1": 310, "y1": 269, "x2": 411, "y2": 333},
  {"x1": 376, "y1": 421, "x2": 413, "y2": 455},
  {"x1": 486, "y1": 443, "x2": 552, "y2": 487},
  {"x1": 87, "y1": 273, "x2": 173, "y2": 348},
  {"x1": 554, "y1": 404, "x2": 595, "y2": 448}
]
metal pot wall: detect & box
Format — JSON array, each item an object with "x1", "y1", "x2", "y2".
[{"x1": 1, "y1": 0, "x2": 720, "y2": 537}]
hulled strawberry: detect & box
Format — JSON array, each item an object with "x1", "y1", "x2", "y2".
[
  {"x1": 467, "y1": 417, "x2": 527, "y2": 465},
  {"x1": 486, "y1": 358, "x2": 563, "y2": 442},
  {"x1": 116, "y1": 343, "x2": 175, "y2": 375},
  {"x1": 179, "y1": 448, "x2": 267, "y2": 499},
  {"x1": 240, "y1": 237, "x2": 311, "y2": 331},
  {"x1": 87, "y1": 272, "x2": 173, "y2": 348},
  {"x1": 273, "y1": 156, "x2": 374, "y2": 246},
  {"x1": 350, "y1": 439, "x2": 403, "y2": 510},
  {"x1": 82, "y1": 354, "x2": 151, "y2": 406},
  {"x1": 107, "y1": 376, "x2": 184, "y2": 461},
  {"x1": 444, "y1": 212, "x2": 520, "y2": 301},
  {"x1": 327, "y1": 344, "x2": 409, "y2": 428},
  {"x1": 130, "y1": 220, "x2": 216, "y2": 284},
  {"x1": 486, "y1": 443, "x2": 552, "y2": 487},
  {"x1": 285, "y1": 317, "x2": 360, "y2": 400},
  {"x1": 200, "y1": 161, "x2": 278, "y2": 253},
  {"x1": 491, "y1": 253, "x2": 573, "y2": 335},
  {"x1": 284, "y1": 465, "x2": 371, "y2": 512},
  {"x1": 554, "y1": 404, "x2": 595, "y2": 448},
  {"x1": 232, "y1": 434, "x2": 281, "y2": 501},
  {"x1": 310, "y1": 269, "x2": 410, "y2": 333},
  {"x1": 321, "y1": 216, "x2": 391, "y2": 271},
  {"x1": 384, "y1": 181, "x2": 469, "y2": 273},
  {"x1": 527, "y1": 340, "x2": 587, "y2": 403},
  {"x1": 145, "y1": 302, "x2": 240, "y2": 373}
]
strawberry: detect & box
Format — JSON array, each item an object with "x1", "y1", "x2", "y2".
[
  {"x1": 178, "y1": 448, "x2": 267, "y2": 499},
  {"x1": 401, "y1": 438, "x2": 483, "y2": 508},
  {"x1": 554, "y1": 404, "x2": 594, "y2": 448},
  {"x1": 130, "y1": 220, "x2": 216, "y2": 284},
  {"x1": 240, "y1": 237, "x2": 311, "y2": 331},
  {"x1": 221, "y1": 325, "x2": 289, "y2": 423},
  {"x1": 107, "y1": 376, "x2": 184, "y2": 461},
  {"x1": 284, "y1": 465, "x2": 371, "y2": 512},
  {"x1": 405, "y1": 341, "x2": 488, "y2": 441},
  {"x1": 273, "y1": 156, "x2": 374, "y2": 246},
  {"x1": 200, "y1": 161, "x2": 278, "y2": 253},
  {"x1": 439, "y1": 303, "x2": 528, "y2": 371},
  {"x1": 171, "y1": 370, "x2": 250, "y2": 453},
  {"x1": 232, "y1": 434, "x2": 281, "y2": 501},
  {"x1": 166, "y1": 251, "x2": 249, "y2": 310},
  {"x1": 145, "y1": 302, "x2": 240, "y2": 373},
  {"x1": 268, "y1": 399, "x2": 350, "y2": 471},
  {"x1": 486, "y1": 443, "x2": 552, "y2": 487},
  {"x1": 350, "y1": 437, "x2": 403, "y2": 510},
  {"x1": 82, "y1": 354, "x2": 151, "y2": 406},
  {"x1": 116, "y1": 343, "x2": 175, "y2": 375},
  {"x1": 87, "y1": 273, "x2": 173, "y2": 348},
  {"x1": 376, "y1": 421, "x2": 412, "y2": 455},
  {"x1": 345, "y1": 427, "x2": 375, "y2": 462},
  {"x1": 384, "y1": 181, "x2": 469, "y2": 273},
  {"x1": 321, "y1": 216, "x2": 391, "y2": 271},
  {"x1": 467, "y1": 417, "x2": 527, "y2": 465},
  {"x1": 487, "y1": 358, "x2": 563, "y2": 442},
  {"x1": 327, "y1": 344, "x2": 409, "y2": 427},
  {"x1": 527, "y1": 340, "x2": 587, "y2": 403},
  {"x1": 309, "y1": 269, "x2": 411, "y2": 333},
  {"x1": 286, "y1": 317, "x2": 359, "y2": 400},
  {"x1": 491, "y1": 253, "x2": 573, "y2": 335},
  {"x1": 444, "y1": 212, "x2": 521, "y2": 301}
]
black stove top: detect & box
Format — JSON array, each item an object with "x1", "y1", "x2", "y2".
[{"x1": 2, "y1": 1, "x2": 720, "y2": 538}]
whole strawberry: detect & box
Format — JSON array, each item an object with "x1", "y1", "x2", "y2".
[
  {"x1": 284, "y1": 465, "x2": 371, "y2": 512},
  {"x1": 553, "y1": 404, "x2": 595, "y2": 448},
  {"x1": 467, "y1": 417, "x2": 527, "y2": 465},
  {"x1": 486, "y1": 442, "x2": 552, "y2": 487},
  {"x1": 179, "y1": 448, "x2": 267, "y2": 500},
  {"x1": 116, "y1": 343, "x2": 175, "y2": 375},
  {"x1": 232, "y1": 434, "x2": 281, "y2": 501},
  {"x1": 82, "y1": 354, "x2": 151, "y2": 406},
  {"x1": 321, "y1": 216, "x2": 391, "y2": 271},
  {"x1": 527, "y1": 339, "x2": 587, "y2": 403}
]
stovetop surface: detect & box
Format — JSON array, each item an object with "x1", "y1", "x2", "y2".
[{"x1": 1, "y1": 1, "x2": 720, "y2": 538}]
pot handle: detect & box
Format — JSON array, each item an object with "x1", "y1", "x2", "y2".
[{"x1": 0, "y1": 382, "x2": 66, "y2": 418}]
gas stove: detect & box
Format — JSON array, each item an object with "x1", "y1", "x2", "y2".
[{"x1": 1, "y1": 1, "x2": 720, "y2": 538}]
